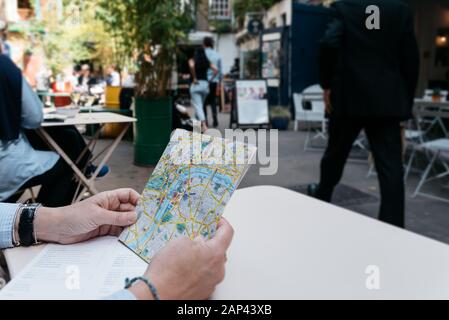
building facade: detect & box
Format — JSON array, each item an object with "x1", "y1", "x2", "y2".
[
  {"x1": 409, "y1": 0, "x2": 449, "y2": 93},
  {"x1": 191, "y1": 0, "x2": 238, "y2": 75}
]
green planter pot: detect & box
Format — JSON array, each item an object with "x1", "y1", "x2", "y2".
[
  {"x1": 134, "y1": 97, "x2": 172, "y2": 166},
  {"x1": 271, "y1": 118, "x2": 290, "y2": 131}
]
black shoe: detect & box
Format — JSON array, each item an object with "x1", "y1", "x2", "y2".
[
  {"x1": 213, "y1": 122, "x2": 219, "y2": 128},
  {"x1": 307, "y1": 183, "x2": 320, "y2": 198}
]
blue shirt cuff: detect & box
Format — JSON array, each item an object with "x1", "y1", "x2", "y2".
[
  {"x1": 105, "y1": 289, "x2": 137, "y2": 300},
  {"x1": 0, "y1": 203, "x2": 20, "y2": 249}
]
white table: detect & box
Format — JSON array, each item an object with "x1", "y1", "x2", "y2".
[
  {"x1": 5, "y1": 186, "x2": 449, "y2": 299},
  {"x1": 38, "y1": 112, "x2": 136, "y2": 203},
  {"x1": 414, "y1": 98, "x2": 449, "y2": 108},
  {"x1": 37, "y1": 92, "x2": 71, "y2": 98}
]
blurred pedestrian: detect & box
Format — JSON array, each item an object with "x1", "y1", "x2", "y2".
[
  {"x1": 106, "y1": 64, "x2": 121, "y2": 87},
  {"x1": 203, "y1": 37, "x2": 222, "y2": 128},
  {"x1": 308, "y1": 0, "x2": 420, "y2": 228},
  {"x1": 189, "y1": 48, "x2": 219, "y2": 132}
]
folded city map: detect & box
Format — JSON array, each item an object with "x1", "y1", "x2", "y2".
[{"x1": 119, "y1": 129, "x2": 257, "y2": 263}]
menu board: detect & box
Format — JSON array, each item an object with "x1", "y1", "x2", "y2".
[{"x1": 236, "y1": 80, "x2": 270, "y2": 125}]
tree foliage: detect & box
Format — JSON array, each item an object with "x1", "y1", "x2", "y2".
[
  {"x1": 96, "y1": 0, "x2": 194, "y2": 98},
  {"x1": 24, "y1": 0, "x2": 114, "y2": 75},
  {"x1": 233, "y1": 0, "x2": 279, "y2": 28}
]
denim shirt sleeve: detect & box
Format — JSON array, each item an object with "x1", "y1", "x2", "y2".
[
  {"x1": 0, "y1": 203, "x2": 20, "y2": 249},
  {"x1": 21, "y1": 79, "x2": 44, "y2": 129}
]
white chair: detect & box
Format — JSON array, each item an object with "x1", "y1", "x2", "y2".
[
  {"x1": 293, "y1": 85, "x2": 327, "y2": 151},
  {"x1": 412, "y1": 139, "x2": 449, "y2": 202},
  {"x1": 404, "y1": 115, "x2": 428, "y2": 181},
  {"x1": 405, "y1": 101, "x2": 449, "y2": 181},
  {"x1": 417, "y1": 90, "x2": 449, "y2": 137}
]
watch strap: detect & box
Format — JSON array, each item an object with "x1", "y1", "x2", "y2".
[{"x1": 18, "y1": 204, "x2": 41, "y2": 247}]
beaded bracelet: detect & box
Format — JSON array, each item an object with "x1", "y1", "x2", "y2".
[{"x1": 125, "y1": 277, "x2": 160, "y2": 300}]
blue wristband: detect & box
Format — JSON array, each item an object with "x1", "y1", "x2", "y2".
[{"x1": 125, "y1": 277, "x2": 160, "y2": 300}]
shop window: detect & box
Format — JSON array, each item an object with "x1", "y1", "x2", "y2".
[{"x1": 209, "y1": 0, "x2": 231, "y2": 20}]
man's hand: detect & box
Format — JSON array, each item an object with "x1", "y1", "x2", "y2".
[
  {"x1": 31, "y1": 189, "x2": 139, "y2": 245},
  {"x1": 324, "y1": 89, "x2": 333, "y2": 115},
  {"x1": 129, "y1": 219, "x2": 234, "y2": 300}
]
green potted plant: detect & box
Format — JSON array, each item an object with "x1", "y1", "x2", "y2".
[
  {"x1": 97, "y1": 1, "x2": 193, "y2": 166},
  {"x1": 270, "y1": 106, "x2": 291, "y2": 131}
]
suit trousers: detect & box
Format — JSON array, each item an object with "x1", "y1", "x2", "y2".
[{"x1": 317, "y1": 115, "x2": 405, "y2": 228}]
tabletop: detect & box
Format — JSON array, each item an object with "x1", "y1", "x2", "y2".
[
  {"x1": 37, "y1": 92, "x2": 71, "y2": 98},
  {"x1": 42, "y1": 112, "x2": 137, "y2": 127},
  {"x1": 213, "y1": 186, "x2": 449, "y2": 299},
  {"x1": 414, "y1": 98, "x2": 449, "y2": 108},
  {"x1": 5, "y1": 186, "x2": 449, "y2": 299}
]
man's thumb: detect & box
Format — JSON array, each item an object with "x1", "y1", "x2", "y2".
[{"x1": 96, "y1": 209, "x2": 137, "y2": 227}]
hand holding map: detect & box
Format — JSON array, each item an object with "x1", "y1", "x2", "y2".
[{"x1": 119, "y1": 129, "x2": 257, "y2": 263}]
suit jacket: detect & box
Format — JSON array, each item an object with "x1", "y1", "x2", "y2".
[{"x1": 319, "y1": 0, "x2": 420, "y2": 119}]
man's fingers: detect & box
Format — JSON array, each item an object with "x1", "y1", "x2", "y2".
[
  {"x1": 119, "y1": 202, "x2": 137, "y2": 212},
  {"x1": 207, "y1": 219, "x2": 234, "y2": 253},
  {"x1": 95, "y1": 209, "x2": 137, "y2": 227},
  {"x1": 106, "y1": 188, "x2": 141, "y2": 209}
]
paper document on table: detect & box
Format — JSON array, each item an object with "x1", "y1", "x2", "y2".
[
  {"x1": 119, "y1": 129, "x2": 257, "y2": 263},
  {"x1": 0, "y1": 237, "x2": 147, "y2": 300}
]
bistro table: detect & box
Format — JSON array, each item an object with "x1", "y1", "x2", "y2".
[
  {"x1": 38, "y1": 112, "x2": 136, "y2": 203},
  {"x1": 5, "y1": 186, "x2": 449, "y2": 299}
]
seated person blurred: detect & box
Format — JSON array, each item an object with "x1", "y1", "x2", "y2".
[
  {"x1": 78, "y1": 64, "x2": 97, "y2": 89},
  {"x1": 0, "y1": 189, "x2": 234, "y2": 300},
  {"x1": 0, "y1": 55, "x2": 99, "y2": 207}
]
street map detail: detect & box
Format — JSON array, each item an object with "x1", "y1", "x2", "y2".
[{"x1": 119, "y1": 129, "x2": 257, "y2": 263}]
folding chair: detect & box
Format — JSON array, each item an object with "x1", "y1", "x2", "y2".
[
  {"x1": 293, "y1": 85, "x2": 328, "y2": 151},
  {"x1": 404, "y1": 115, "x2": 428, "y2": 181},
  {"x1": 412, "y1": 139, "x2": 449, "y2": 203},
  {"x1": 405, "y1": 102, "x2": 449, "y2": 181},
  {"x1": 9, "y1": 187, "x2": 38, "y2": 204},
  {"x1": 415, "y1": 90, "x2": 449, "y2": 137}
]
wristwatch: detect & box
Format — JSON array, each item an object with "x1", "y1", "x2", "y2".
[{"x1": 17, "y1": 204, "x2": 42, "y2": 247}]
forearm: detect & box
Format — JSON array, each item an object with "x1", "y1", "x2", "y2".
[
  {"x1": 189, "y1": 60, "x2": 197, "y2": 82},
  {"x1": 0, "y1": 204, "x2": 60, "y2": 250},
  {"x1": 128, "y1": 281, "x2": 155, "y2": 300},
  {"x1": 12, "y1": 206, "x2": 62, "y2": 246},
  {"x1": 0, "y1": 204, "x2": 21, "y2": 249}
]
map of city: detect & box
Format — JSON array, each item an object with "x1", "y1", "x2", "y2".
[{"x1": 119, "y1": 129, "x2": 257, "y2": 263}]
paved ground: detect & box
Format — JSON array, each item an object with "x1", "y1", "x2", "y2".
[{"x1": 95, "y1": 112, "x2": 449, "y2": 245}]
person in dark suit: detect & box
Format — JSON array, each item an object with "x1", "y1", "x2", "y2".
[{"x1": 309, "y1": 0, "x2": 420, "y2": 228}]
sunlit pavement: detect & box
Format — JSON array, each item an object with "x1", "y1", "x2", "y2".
[{"x1": 94, "y1": 112, "x2": 449, "y2": 245}]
